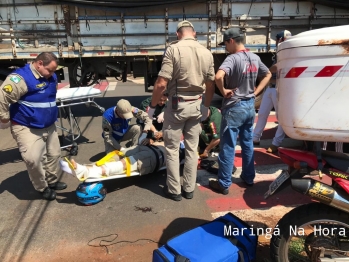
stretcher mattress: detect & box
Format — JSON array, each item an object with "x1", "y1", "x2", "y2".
[{"x1": 56, "y1": 87, "x2": 101, "y2": 102}]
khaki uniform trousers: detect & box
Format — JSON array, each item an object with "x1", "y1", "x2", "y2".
[
  {"x1": 11, "y1": 123, "x2": 61, "y2": 192},
  {"x1": 104, "y1": 124, "x2": 142, "y2": 153},
  {"x1": 163, "y1": 98, "x2": 202, "y2": 195}
]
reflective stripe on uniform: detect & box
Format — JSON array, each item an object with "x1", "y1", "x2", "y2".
[
  {"x1": 18, "y1": 100, "x2": 56, "y2": 108},
  {"x1": 113, "y1": 130, "x2": 124, "y2": 136}
]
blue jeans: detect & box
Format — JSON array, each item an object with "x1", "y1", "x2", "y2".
[{"x1": 218, "y1": 98, "x2": 256, "y2": 188}]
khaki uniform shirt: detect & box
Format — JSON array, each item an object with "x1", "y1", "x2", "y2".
[
  {"x1": 158, "y1": 37, "x2": 215, "y2": 97},
  {"x1": 0, "y1": 63, "x2": 49, "y2": 121}
]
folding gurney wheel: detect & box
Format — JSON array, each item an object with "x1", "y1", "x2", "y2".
[{"x1": 69, "y1": 142, "x2": 78, "y2": 156}]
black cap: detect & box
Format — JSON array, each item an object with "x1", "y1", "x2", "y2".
[{"x1": 218, "y1": 28, "x2": 244, "y2": 46}]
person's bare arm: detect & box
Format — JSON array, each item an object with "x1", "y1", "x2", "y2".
[
  {"x1": 150, "y1": 77, "x2": 169, "y2": 108},
  {"x1": 215, "y1": 70, "x2": 233, "y2": 98},
  {"x1": 205, "y1": 138, "x2": 220, "y2": 153},
  {"x1": 151, "y1": 47, "x2": 173, "y2": 108},
  {"x1": 254, "y1": 71, "x2": 272, "y2": 96},
  {"x1": 204, "y1": 80, "x2": 215, "y2": 107},
  {"x1": 203, "y1": 55, "x2": 215, "y2": 107},
  {"x1": 102, "y1": 117, "x2": 121, "y2": 150}
]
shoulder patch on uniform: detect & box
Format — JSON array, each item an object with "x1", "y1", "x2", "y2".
[
  {"x1": 132, "y1": 107, "x2": 139, "y2": 114},
  {"x1": 10, "y1": 75, "x2": 21, "y2": 84},
  {"x1": 2, "y1": 84, "x2": 13, "y2": 94},
  {"x1": 36, "y1": 82, "x2": 47, "y2": 88}
]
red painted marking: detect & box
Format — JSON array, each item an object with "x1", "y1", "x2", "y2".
[
  {"x1": 233, "y1": 148, "x2": 283, "y2": 167},
  {"x1": 140, "y1": 50, "x2": 148, "y2": 54},
  {"x1": 97, "y1": 52, "x2": 105, "y2": 55},
  {"x1": 200, "y1": 182, "x2": 312, "y2": 211},
  {"x1": 93, "y1": 81, "x2": 108, "y2": 92},
  {"x1": 314, "y1": 65, "x2": 343, "y2": 77},
  {"x1": 57, "y1": 83, "x2": 69, "y2": 89},
  {"x1": 285, "y1": 67, "x2": 307, "y2": 78},
  {"x1": 30, "y1": 53, "x2": 38, "y2": 57}
]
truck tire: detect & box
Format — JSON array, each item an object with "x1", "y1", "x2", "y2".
[{"x1": 270, "y1": 202, "x2": 349, "y2": 262}]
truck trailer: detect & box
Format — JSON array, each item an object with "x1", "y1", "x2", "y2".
[{"x1": 1, "y1": 0, "x2": 348, "y2": 104}]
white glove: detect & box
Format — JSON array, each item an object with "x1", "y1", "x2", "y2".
[
  {"x1": 200, "y1": 105, "x2": 209, "y2": 122},
  {"x1": 0, "y1": 121, "x2": 11, "y2": 129},
  {"x1": 147, "y1": 107, "x2": 155, "y2": 119},
  {"x1": 157, "y1": 112, "x2": 164, "y2": 123}
]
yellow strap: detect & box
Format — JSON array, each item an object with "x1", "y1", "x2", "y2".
[
  {"x1": 124, "y1": 157, "x2": 131, "y2": 177},
  {"x1": 64, "y1": 157, "x2": 75, "y2": 170},
  {"x1": 96, "y1": 150, "x2": 124, "y2": 167}
]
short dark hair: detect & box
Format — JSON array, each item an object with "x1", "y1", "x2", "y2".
[
  {"x1": 35, "y1": 52, "x2": 58, "y2": 66},
  {"x1": 177, "y1": 27, "x2": 194, "y2": 34},
  {"x1": 232, "y1": 36, "x2": 244, "y2": 44}
]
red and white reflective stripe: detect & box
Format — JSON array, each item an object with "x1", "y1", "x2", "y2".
[{"x1": 281, "y1": 65, "x2": 349, "y2": 78}]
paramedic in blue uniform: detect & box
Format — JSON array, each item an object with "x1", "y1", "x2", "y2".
[
  {"x1": 209, "y1": 28, "x2": 271, "y2": 194},
  {"x1": 0, "y1": 52, "x2": 66, "y2": 201},
  {"x1": 102, "y1": 99, "x2": 153, "y2": 153}
]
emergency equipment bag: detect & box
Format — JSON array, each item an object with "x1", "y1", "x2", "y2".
[{"x1": 152, "y1": 212, "x2": 257, "y2": 262}]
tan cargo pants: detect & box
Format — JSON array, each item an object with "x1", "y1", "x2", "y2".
[
  {"x1": 163, "y1": 98, "x2": 202, "y2": 195},
  {"x1": 104, "y1": 124, "x2": 142, "y2": 153},
  {"x1": 11, "y1": 123, "x2": 61, "y2": 192}
]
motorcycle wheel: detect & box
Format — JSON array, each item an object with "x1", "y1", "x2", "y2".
[{"x1": 270, "y1": 202, "x2": 349, "y2": 262}]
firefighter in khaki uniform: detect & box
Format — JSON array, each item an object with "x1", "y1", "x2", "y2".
[
  {"x1": 0, "y1": 52, "x2": 66, "y2": 201},
  {"x1": 148, "y1": 20, "x2": 215, "y2": 201}
]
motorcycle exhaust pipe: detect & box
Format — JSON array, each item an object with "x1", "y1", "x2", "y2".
[{"x1": 291, "y1": 179, "x2": 349, "y2": 213}]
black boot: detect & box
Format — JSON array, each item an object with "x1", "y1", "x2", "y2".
[
  {"x1": 48, "y1": 182, "x2": 67, "y2": 191},
  {"x1": 42, "y1": 187, "x2": 56, "y2": 201}
]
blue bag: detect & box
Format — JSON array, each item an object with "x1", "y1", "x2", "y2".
[{"x1": 153, "y1": 212, "x2": 257, "y2": 262}]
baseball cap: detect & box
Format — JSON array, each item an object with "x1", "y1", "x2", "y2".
[
  {"x1": 218, "y1": 28, "x2": 244, "y2": 46},
  {"x1": 116, "y1": 99, "x2": 133, "y2": 119},
  {"x1": 177, "y1": 20, "x2": 194, "y2": 31},
  {"x1": 276, "y1": 30, "x2": 292, "y2": 41}
]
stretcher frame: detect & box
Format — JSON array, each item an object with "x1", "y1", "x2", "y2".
[{"x1": 56, "y1": 87, "x2": 105, "y2": 155}]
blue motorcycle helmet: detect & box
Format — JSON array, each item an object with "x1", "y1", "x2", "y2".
[{"x1": 76, "y1": 182, "x2": 107, "y2": 205}]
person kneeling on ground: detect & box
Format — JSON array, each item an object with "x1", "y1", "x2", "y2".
[{"x1": 102, "y1": 99, "x2": 153, "y2": 153}]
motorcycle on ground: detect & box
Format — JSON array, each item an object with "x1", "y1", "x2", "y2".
[{"x1": 264, "y1": 144, "x2": 349, "y2": 262}]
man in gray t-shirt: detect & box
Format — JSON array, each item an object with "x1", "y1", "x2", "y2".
[
  {"x1": 220, "y1": 51, "x2": 269, "y2": 109},
  {"x1": 209, "y1": 28, "x2": 271, "y2": 195}
]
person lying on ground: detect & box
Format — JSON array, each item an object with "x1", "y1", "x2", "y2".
[{"x1": 60, "y1": 141, "x2": 185, "y2": 181}]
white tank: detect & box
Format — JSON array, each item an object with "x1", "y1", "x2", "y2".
[{"x1": 276, "y1": 25, "x2": 349, "y2": 142}]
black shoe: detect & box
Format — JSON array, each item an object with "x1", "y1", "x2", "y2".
[
  {"x1": 232, "y1": 165, "x2": 237, "y2": 174},
  {"x1": 209, "y1": 180, "x2": 229, "y2": 195},
  {"x1": 163, "y1": 186, "x2": 182, "y2": 201},
  {"x1": 181, "y1": 188, "x2": 194, "y2": 199},
  {"x1": 240, "y1": 176, "x2": 254, "y2": 187},
  {"x1": 48, "y1": 181, "x2": 67, "y2": 191},
  {"x1": 42, "y1": 187, "x2": 56, "y2": 201}
]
